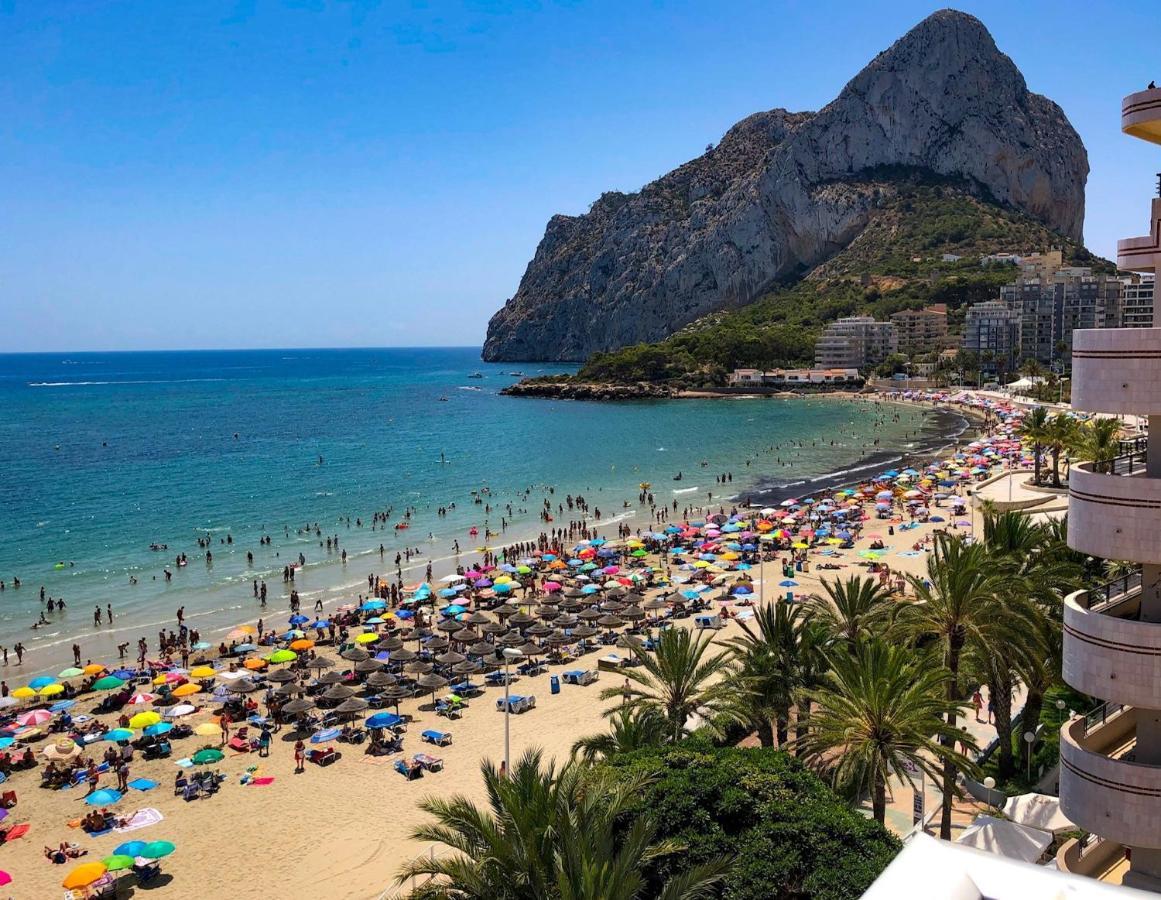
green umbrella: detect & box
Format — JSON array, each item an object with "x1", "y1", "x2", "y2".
[
  {"x1": 631, "y1": 549, "x2": 648, "y2": 557},
  {"x1": 93, "y1": 676, "x2": 126, "y2": 691},
  {"x1": 58, "y1": 667, "x2": 84, "y2": 678},
  {"x1": 103, "y1": 854, "x2": 136, "y2": 872},
  {"x1": 266, "y1": 649, "x2": 296, "y2": 664},
  {"x1": 191, "y1": 749, "x2": 223, "y2": 765},
  {"x1": 141, "y1": 841, "x2": 175, "y2": 859}
]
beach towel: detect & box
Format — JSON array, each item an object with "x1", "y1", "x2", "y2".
[
  {"x1": 4, "y1": 823, "x2": 29, "y2": 842},
  {"x1": 250, "y1": 777, "x2": 274, "y2": 786},
  {"x1": 113, "y1": 808, "x2": 163, "y2": 834},
  {"x1": 174, "y1": 758, "x2": 193, "y2": 768},
  {"x1": 127, "y1": 778, "x2": 157, "y2": 792}
]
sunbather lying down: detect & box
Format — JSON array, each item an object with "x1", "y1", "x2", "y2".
[{"x1": 45, "y1": 841, "x2": 88, "y2": 864}]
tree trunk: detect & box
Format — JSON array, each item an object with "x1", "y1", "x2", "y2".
[
  {"x1": 1051, "y1": 448, "x2": 1061, "y2": 488},
  {"x1": 941, "y1": 637, "x2": 964, "y2": 841},
  {"x1": 776, "y1": 715, "x2": 789, "y2": 749},
  {"x1": 873, "y1": 766, "x2": 887, "y2": 824},
  {"x1": 990, "y1": 671, "x2": 1015, "y2": 779},
  {"x1": 1021, "y1": 689, "x2": 1045, "y2": 772},
  {"x1": 794, "y1": 701, "x2": 809, "y2": 757},
  {"x1": 1033, "y1": 443, "x2": 1042, "y2": 486},
  {"x1": 756, "y1": 717, "x2": 775, "y2": 748}
]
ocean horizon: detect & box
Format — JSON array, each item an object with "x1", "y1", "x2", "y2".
[{"x1": 0, "y1": 347, "x2": 950, "y2": 675}]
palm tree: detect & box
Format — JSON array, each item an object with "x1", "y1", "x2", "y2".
[
  {"x1": 1043, "y1": 412, "x2": 1080, "y2": 488},
  {"x1": 901, "y1": 534, "x2": 1007, "y2": 840},
  {"x1": 601, "y1": 627, "x2": 741, "y2": 744},
  {"x1": 1075, "y1": 416, "x2": 1122, "y2": 474},
  {"x1": 796, "y1": 640, "x2": 978, "y2": 824},
  {"x1": 804, "y1": 574, "x2": 895, "y2": 647},
  {"x1": 571, "y1": 706, "x2": 668, "y2": 762},
  {"x1": 1017, "y1": 405, "x2": 1050, "y2": 486},
  {"x1": 398, "y1": 748, "x2": 732, "y2": 899},
  {"x1": 720, "y1": 602, "x2": 813, "y2": 747}
]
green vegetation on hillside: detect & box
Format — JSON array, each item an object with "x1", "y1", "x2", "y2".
[{"x1": 572, "y1": 172, "x2": 1110, "y2": 387}]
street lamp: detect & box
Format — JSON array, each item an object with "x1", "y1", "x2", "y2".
[
  {"x1": 983, "y1": 776, "x2": 999, "y2": 808},
  {"x1": 1023, "y1": 730, "x2": 1036, "y2": 781},
  {"x1": 501, "y1": 647, "x2": 523, "y2": 776}
]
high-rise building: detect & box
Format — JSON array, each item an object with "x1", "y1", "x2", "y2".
[
  {"x1": 1059, "y1": 85, "x2": 1161, "y2": 893},
  {"x1": 813, "y1": 316, "x2": 897, "y2": 370},
  {"x1": 961, "y1": 300, "x2": 1019, "y2": 373},
  {"x1": 999, "y1": 269, "x2": 1122, "y2": 367},
  {"x1": 890, "y1": 305, "x2": 949, "y2": 355},
  {"x1": 1122, "y1": 274, "x2": 1156, "y2": 328}
]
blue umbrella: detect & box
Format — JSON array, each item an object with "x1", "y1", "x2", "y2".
[
  {"x1": 394, "y1": 609, "x2": 414, "y2": 619},
  {"x1": 310, "y1": 728, "x2": 341, "y2": 744},
  {"x1": 0, "y1": 738, "x2": 14, "y2": 751},
  {"x1": 50, "y1": 699, "x2": 77, "y2": 712},
  {"x1": 365, "y1": 712, "x2": 402, "y2": 729},
  {"x1": 233, "y1": 643, "x2": 256, "y2": 653},
  {"x1": 29, "y1": 676, "x2": 54, "y2": 690},
  {"x1": 733, "y1": 585, "x2": 753, "y2": 595},
  {"x1": 493, "y1": 583, "x2": 513, "y2": 593},
  {"x1": 114, "y1": 840, "x2": 147, "y2": 857},
  {"x1": 192, "y1": 641, "x2": 211, "y2": 650},
  {"x1": 364, "y1": 617, "x2": 385, "y2": 625},
  {"x1": 311, "y1": 620, "x2": 330, "y2": 629},
  {"x1": 111, "y1": 669, "x2": 137, "y2": 680},
  {"x1": 361, "y1": 600, "x2": 386, "y2": 612},
  {"x1": 143, "y1": 722, "x2": 173, "y2": 737},
  {"x1": 288, "y1": 614, "x2": 309, "y2": 626},
  {"x1": 438, "y1": 588, "x2": 458, "y2": 599},
  {"x1": 86, "y1": 788, "x2": 123, "y2": 806},
  {"x1": 441, "y1": 604, "x2": 466, "y2": 616},
  {"x1": 778, "y1": 580, "x2": 799, "y2": 588}
]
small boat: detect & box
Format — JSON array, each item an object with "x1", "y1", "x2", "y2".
[
  {"x1": 438, "y1": 396, "x2": 448, "y2": 402},
  {"x1": 467, "y1": 372, "x2": 484, "y2": 379},
  {"x1": 507, "y1": 371, "x2": 524, "y2": 377},
  {"x1": 394, "y1": 523, "x2": 410, "y2": 530}
]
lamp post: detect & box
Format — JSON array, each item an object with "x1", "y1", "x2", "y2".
[
  {"x1": 983, "y1": 776, "x2": 999, "y2": 808},
  {"x1": 1023, "y1": 730, "x2": 1036, "y2": 781},
  {"x1": 501, "y1": 647, "x2": 523, "y2": 776}
]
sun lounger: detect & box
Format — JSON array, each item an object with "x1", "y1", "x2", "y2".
[
  {"x1": 485, "y1": 670, "x2": 515, "y2": 686},
  {"x1": 227, "y1": 736, "x2": 250, "y2": 753},
  {"x1": 421, "y1": 729, "x2": 452, "y2": 747},
  {"x1": 394, "y1": 758, "x2": 422, "y2": 780},
  {"x1": 434, "y1": 699, "x2": 463, "y2": 720},
  {"x1": 563, "y1": 670, "x2": 598, "y2": 686},
  {"x1": 597, "y1": 654, "x2": 627, "y2": 671},
  {"x1": 449, "y1": 680, "x2": 481, "y2": 696},
  {"x1": 413, "y1": 753, "x2": 443, "y2": 772},
  {"x1": 307, "y1": 747, "x2": 341, "y2": 767},
  {"x1": 496, "y1": 695, "x2": 536, "y2": 714}
]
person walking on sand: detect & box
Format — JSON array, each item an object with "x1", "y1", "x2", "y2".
[
  {"x1": 622, "y1": 677, "x2": 632, "y2": 706},
  {"x1": 972, "y1": 689, "x2": 983, "y2": 723},
  {"x1": 219, "y1": 712, "x2": 230, "y2": 747},
  {"x1": 294, "y1": 740, "x2": 305, "y2": 773},
  {"x1": 258, "y1": 725, "x2": 271, "y2": 758}
]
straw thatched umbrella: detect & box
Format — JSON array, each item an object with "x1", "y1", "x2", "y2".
[
  {"x1": 322, "y1": 684, "x2": 355, "y2": 702},
  {"x1": 281, "y1": 697, "x2": 316, "y2": 716},
  {"x1": 480, "y1": 621, "x2": 506, "y2": 635},
  {"x1": 389, "y1": 647, "x2": 416, "y2": 662},
  {"x1": 534, "y1": 606, "x2": 560, "y2": 620},
  {"x1": 317, "y1": 671, "x2": 345, "y2": 685},
  {"x1": 524, "y1": 623, "x2": 551, "y2": 637},
  {"x1": 452, "y1": 660, "x2": 482, "y2": 677},
  {"x1": 355, "y1": 658, "x2": 385, "y2": 673},
  {"x1": 597, "y1": 615, "x2": 624, "y2": 629},
  {"x1": 467, "y1": 641, "x2": 494, "y2": 657},
  {"x1": 578, "y1": 608, "x2": 603, "y2": 621},
  {"x1": 643, "y1": 598, "x2": 669, "y2": 610},
  {"x1": 406, "y1": 660, "x2": 434, "y2": 676},
  {"x1": 266, "y1": 669, "x2": 298, "y2": 684},
  {"x1": 621, "y1": 605, "x2": 646, "y2": 621},
  {"x1": 436, "y1": 619, "x2": 460, "y2": 633},
  {"x1": 493, "y1": 604, "x2": 518, "y2": 617},
  {"x1": 275, "y1": 682, "x2": 304, "y2": 697},
  {"x1": 340, "y1": 648, "x2": 370, "y2": 663},
  {"x1": 436, "y1": 650, "x2": 466, "y2": 666},
  {"x1": 499, "y1": 631, "x2": 524, "y2": 647},
  {"x1": 380, "y1": 637, "x2": 404, "y2": 652},
  {"x1": 508, "y1": 611, "x2": 535, "y2": 627},
  {"x1": 335, "y1": 697, "x2": 368, "y2": 716},
  {"x1": 452, "y1": 628, "x2": 480, "y2": 643},
  {"x1": 516, "y1": 641, "x2": 542, "y2": 657},
  {"x1": 464, "y1": 611, "x2": 491, "y2": 626},
  {"x1": 545, "y1": 630, "x2": 571, "y2": 646},
  {"x1": 571, "y1": 624, "x2": 598, "y2": 639},
  {"x1": 416, "y1": 673, "x2": 449, "y2": 706},
  {"x1": 366, "y1": 671, "x2": 397, "y2": 689},
  {"x1": 425, "y1": 636, "x2": 450, "y2": 652},
  {"x1": 225, "y1": 678, "x2": 258, "y2": 694},
  {"x1": 306, "y1": 657, "x2": 334, "y2": 670}
]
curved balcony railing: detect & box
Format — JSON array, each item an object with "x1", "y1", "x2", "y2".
[
  {"x1": 1068, "y1": 463, "x2": 1161, "y2": 564},
  {"x1": 1064, "y1": 587, "x2": 1161, "y2": 708},
  {"x1": 1060, "y1": 711, "x2": 1161, "y2": 849},
  {"x1": 1123, "y1": 88, "x2": 1161, "y2": 145},
  {"x1": 1071, "y1": 327, "x2": 1161, "y2": 415}
]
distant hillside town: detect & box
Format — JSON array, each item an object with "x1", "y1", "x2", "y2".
[{"x1": 804, "y1": 249, "x2": 1154, "y2": 381}]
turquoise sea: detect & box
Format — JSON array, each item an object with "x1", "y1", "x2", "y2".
[{"x1": 0, "y1": 348, "x2": 948, "y2": 675}]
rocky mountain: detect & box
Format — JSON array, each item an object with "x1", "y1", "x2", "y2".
[{"x1": 482, "y1": 9, "x2": 1087, "y2": 362}]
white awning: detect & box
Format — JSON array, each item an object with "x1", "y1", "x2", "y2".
[
  {"x1": 1002, "y1": 792, "x2": 1075, "y2": 834},
  {"x1": 955, "y1": 815, "x2": 1053, "y2": 863}
]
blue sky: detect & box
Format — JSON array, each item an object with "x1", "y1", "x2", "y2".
[{"x1": 2, "y1": 0, "x2": 1159, "y2": 352}]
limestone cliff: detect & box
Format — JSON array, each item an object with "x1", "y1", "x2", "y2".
[{"x1": 482, "y1": 9, "x2": 1087, "y2": 362}]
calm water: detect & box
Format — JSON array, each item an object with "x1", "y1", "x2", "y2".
[{"x1": 0, "y1": 348, "x2": 941, "y2": 674}]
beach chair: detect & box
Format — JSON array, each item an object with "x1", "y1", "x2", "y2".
[
  {"x1": 564, "y1": 670, "x2": 598, "y2": 686},
  {"x1": 421, "y1": 729, "x2": 452, "y2": 747},
  {"x1": 413, "y1": 753, "x2": 443, "y2": 773},
  {"x1": 394, "y1": 757, "x2": 422, "y2": 780},
  {"x1": 307, "y1": 747, "x2": 341, "y2": 767},
  {"x1": 182, "y1": 781, "x2": 201, "y2": 802},
  {"x1": 173, "y1": 775, "x2": 188, "y2": 796},
  {"x1": 227, "y1": 736, "x2": 250, "y2": 753},
  {"x1": 434, "y1": 699, "x2": 463, "y2": 720}
]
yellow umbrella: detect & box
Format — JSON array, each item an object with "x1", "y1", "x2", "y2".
[
  {"x1": 11, "y1": 686, "x2": 35, "y2": 699},
  {"x1": 791, "y1": 542, "x2": 809, "y2": 550},
  {"x1": 83, "y1": 664, "x2": 107, "y2": 676},
  {"x1": 63, "y1": 862, "x2": 108, "y2": 889},
  {"x1": 189, "y1": 666, "x2": 216, "y2": 679},
  {"x1": 128, "y1": 711, "x2": 161, "y2": 729},
  {"x1": 171, "y1": 683, "x2": 201, "y2": 698},
  {"x1": 355, "y1": 632, "x2": 379, "y2": 644},
  {"x1": 39, "y1": 683, "x2": 64, "y2": 697},
  {"x1": 194, "y1": 722, "x2": 220, "y2": 737}
]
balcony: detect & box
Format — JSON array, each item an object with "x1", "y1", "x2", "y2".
[
  {"x1": 1060, "y1": 708, "x2": 1161, "y2": 849},
  {"x1": 1117, "y1": 198, "x2": 1161, "y2": 274},
  {"x1": 1068, "y1": 462, "x2": 1161, "y2": 564},
  {"x1": 1071, "y1": 326, "x2": 1161, "y2": 415},
  {"x1": 1063, "y1": 581, "x2": 1161, "y2": 708},
  {"x1": 1123, "y1": 88, "x2": 1161, "y2": 146}
]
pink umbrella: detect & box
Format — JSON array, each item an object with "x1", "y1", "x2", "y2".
[
  {"x1": 601, "y1": 566, "x2": 620, "y2": 575},
  {"x1": 16, "y1": 709, "x2": 51, "y2": 727},
  {"x1": 544, "y1": 582, "x2": 562, "y2": 592},
  {"x1": 128, "y1": 692, "x2": 157, "y2": 705}
]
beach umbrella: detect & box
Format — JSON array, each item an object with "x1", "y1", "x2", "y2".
[
  {"x1": 104, "y1": 728, "x2": 136, "y2": 743},
  {"x1": 354, "y1": 658, "x2": 385, "y2": 673},
  {"x1": 9, "y1": 686, "x2": 35, "y2": 700},
  {"x1": 93, "y1": 676, "x2": 126, "y2": 691},
  {"x1": 28, "y1": 676, "x2": 54, "y2": 690},
  {"x1": 290, "y1": 639, "x2": 314, "y2": 652},
  {"x1": 322, "y1": 684, "x2": 355, "y2": 701},
  {"x1": 192, "y1": 748, "x2": 224, "y2": 765},
  {"x1": 141, "y1": 840, "x2": 176, "y2": 859},
  {"x1": 366, "y1": 712, "x2": 402, "y2": 729},
  {"x1": 102, "y1": 854, "x2": 136, "y2": 872},
  {"x1": 83, "y1": 664, "x2": 107, "y2": 675},
  {"x1": 266, "y1": 669, "x2": 297, "y2": 684},
  {"x1": 243, "y1": 658, "x2": 268, "y2": 671},
  {"x1": 281, "y1": 698, "x2": 316, "y2": 716},
  {"x1": 42, "y1": 739, "x2": 82, "y2": 761},
  {"x1": 193, "y1": 723, "x2": 220, "y2": 738},
  {"x1": 311, "y1": 727, "x2": 341, "y2": 744},
  {"x1": 365, "y1": 671, "x2": 397, "y2": 689},
  {"x1": 128, "y1": 692, "x2": 157, "y2": 705},
  {"x1": 85, "y1": 788, "x2": 123, "y2": 806},
  {"x1": 317, "y1": 670, "x2": 345, "y2": 685},
  {"x1": 335, "y1": 697, "x2": 369, "y2": 715},
  {"x1": 63, "y1": 862, "x2": 108, "y2": 890},
  {"x1": 57, "y1": 667, "x2": 84, "y2": 679},
  {"x1": 267, "y1": 649, "x2": 297, "y2": 664},
  {"x1": 143, "y1": 722, "x2": 173, "y2": 737},
  {"x1": 306, "y1": 657, "x2": 334, "y2": 670},
  {"x1": 164, "y1": 704, "x2": 196, "y2": 718},
  {"x1": 16, "y1": 709, "x2": 51, "y2": 727},
  {"x1": 225, "y1": 678, "x2": 258, "y2": 694},
  {"x1": 191, "y1": 666, "x2": 218, "y2": 680},
  {"x1": 128, "y1": 711, "x2": 161, "y2": 729},
  {"x1": 50, "y1": 699, "x2": 77, "y2": 712},
  {"x1": 113, "y1": 840, "x2": 147, "y2": 857},
  {"x1": 340, "y1": 648, "x2": 370, "y2": 662},
  {"x1": 172, "y1": 683, "x2": 201, "y2": 698},
  {"x1": 355, "y1": 632, "x2": 380, "y2": 644}
]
